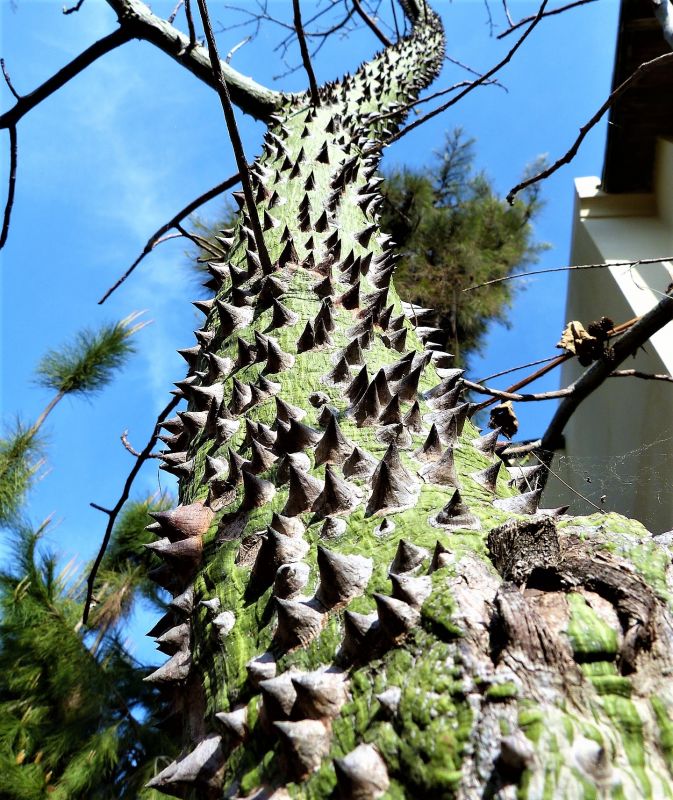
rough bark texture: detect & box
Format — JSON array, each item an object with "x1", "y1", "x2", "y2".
[{"x1": 143, "y1": 3, "x2": 673, "y2": 797}]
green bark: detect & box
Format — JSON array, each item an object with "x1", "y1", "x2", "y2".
[{"x1": 143, "y1": 3, "x2": 673, "y2": 798}]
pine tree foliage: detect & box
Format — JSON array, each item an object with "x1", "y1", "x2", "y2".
[
  {"x1": 35, "y1": 312, "x2": 146, "y2": 396},
  {"x1": 88, "y1": 494, "x2": 173, "y2": 640},
  {"x1": 0, "y1": 503, "x2": 176, "y2": 800},
  {"x1": 380, "y1": 130, "x2": 547, "y2": 365},
  {"x1": 0, "y1": 314, "x2": 144, "y2": 529},
  {"x1": 0, "y1": 425, "x2": 42, "y2": 527}
]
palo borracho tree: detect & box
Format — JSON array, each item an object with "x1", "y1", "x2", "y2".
[{"x1": 3, "y1": 0, "x2": 673, "y2": 798}]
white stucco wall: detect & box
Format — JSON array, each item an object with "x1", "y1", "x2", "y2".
[{"x1": 543, "y1": 139, "x2": 673, "y2": 534}]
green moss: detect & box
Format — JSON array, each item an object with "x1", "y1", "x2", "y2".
[
  {"x1": 485, "y1": 681, "x2": 518, "y2": 701},
  {"x1": 565, "y1": 592, "x2": 619, "y2": 660},
  {"x1": 651, "y1": 697, "x2": 673, "y2": 772},
  {"x1": 518, "y1": 707, "x2": 544, "y2": 744}
]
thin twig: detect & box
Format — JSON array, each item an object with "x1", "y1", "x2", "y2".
[
  {"x1": 98, "y1": 172, "x2": 240, "y2": 304},
  {"x1": 1, "y1": 126, "x2": 17, "y2": 251},
  {"x1": 507, "y1": 51, "x2": 673, "y2": 204},
  {"x1": 498, "y1": 0, "x2": 597, "y2": 39},
  {"x1": 226, "y1": 36, "x2": 251, "y2": 63},
  {"x1": 63, "y1": 0, "x2": 87, "y2": 13},
  {"x1": 0, "y1": 28, "x2": 133, "y2": 130},
  {"x1": 541, "y1": 289, "x2": 673, "y2": 450},
  {"x1": 474, "y1": 353, "x2": 570, "y2": 412},
  {"x1": 168, "y1": 0, "x2": 184, "y2": 24},
  {"x1": 530, "y1": 451, "x2": 604, "y2": 512},
  {"x1": 353, "y1": 0, "x2": 392, "y2": 46},
  {"x1": 387, "y1": 0, "x2": 548, "y2": 146},
  {"x1": 184, "y1": 0, "x2": 198, "y2": 49},
  {"x1": 390, "y1": 0, "x2": 400, "y2": 39},
  {"x1": 476, "y1": 355, "x2": 559, "y2": 383},
  {"x1": 175, "y1": 222, "x2": 221, "y2": 256},
  {"x1": 0, "y1": 59, "x2": 20, "y2": 100},
  {"x1": 501, "y1": 0, "x2": 514, "y2": 27},
  {"x1": 610, "y1": 369, "x2": 673, "y2": 383},
  {"x1": 293, "y1": 0, "x2": 320, "y2": 103},
  {"x1": 464, "y1": 256, "x2": 673, "y2": 292},
  {"x1": 195, "y1": 0, "x2": 274, "y2": 274},
  {"x1": 367, "y1": 78, "x2": 500, "y2": 128},
  {"x1": 83, "y1": 396, "x2": 180, "y2": 624},
  {"x1": 464, "y1": 378, "x2": 573, "y2": 402},
  {"x1": 121, "y1": 429, "x2": 160, "y2": 457}
]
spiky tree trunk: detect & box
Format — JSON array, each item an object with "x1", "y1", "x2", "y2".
[{"x1": 143, "y1": 3, "x2": 673, "y2": 798}]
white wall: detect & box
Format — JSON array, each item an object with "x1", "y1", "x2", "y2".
[{"x1": 543, "y1": 139, "x2": 673, "y2": 533}]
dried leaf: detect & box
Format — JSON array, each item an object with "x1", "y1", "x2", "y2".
[
  {"x1": 489, "y1": 401, "x2": 518, "y2": 439},
  {"x1": 556, "y1": 320, "x2": 607, "y2": 366}
]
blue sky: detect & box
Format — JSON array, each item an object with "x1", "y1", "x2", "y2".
[{"x1": 1, "y1": 0, "x2": 620, "y2": 661}]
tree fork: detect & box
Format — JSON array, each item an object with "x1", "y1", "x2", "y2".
[{"x1": 141, "y1": 2, "x2": 673, "y2": 798}]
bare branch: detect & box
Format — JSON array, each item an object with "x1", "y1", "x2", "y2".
[
  {"x1": 83, "y1": 395, "x2": 180, "y2": 625},
  {"x1": 367, "y1": 77, "x2": 502, "y2": 128},
  {"x1": 473, "y1": 354, "x2": 570, "y2": 412},
  {"x1": 0, "y1": 28, "x2": 133, "y2": 130},
  {"x1": 194, "y1": 0, "x2": 273, "y2": 274},
  {"x1": 184, "y1": 0, "x2": 198, "y2": 49},
  {"x1": 0, "y1": 126, "x2": 17, "y2": 251},
  {"x1": 98, "y1": 172, "x2": 240, "y2": 304},
  {"x1": 293, "y1": 0, "x2": 320, "y2": 104},
  {"x1": 168, "y1": 0, "x2": 184, "y2": 24},
  {"x1": 507, "y1": 51, "x2": 673, "y2": 204},
  {"x1": 226, "y1": 36, "x2": 251, "y2": 63},
  {"x1": 463, "y1": 256, "x2": 673, "y2": 292},
  {"x1": 610, "y1": 369, "x2": 673, "y2": 383},
  {"x1": 497, "y1": 0, "x2": 597, "y2": 40},
  {"x1": 63, "y1": 0, "x2": 87, "y2": 13},
  {"x1": 0, "y1": 59, "x2": 20, "y2": 101},
  {"x1": 121, "y1": 429, "x2": 160, "y2": 457},
  {"x1": 390, "y1": 0, "x2": 401, "y2": 39},
  {"x1": 476, "y1": 355, "x2": 562, "y2": 384},
  {"x1": 353, "y1": 0, "x2": 392, "y2": 46},
  {"x1": 464, "y1": 378, "x2": 572, "y2": 402},
  {"x1": 387, "y1": 0, "x2": 548, "y2": 146},
  {"x1": 541, "y1": 289, "x2": 673, "y2": 450},
  {"x1": 501, "y1": 0, "x2": 514, "y2": 27},
  {"x1": 104, "y1": 0, "x2": 283, "y2": 119}
]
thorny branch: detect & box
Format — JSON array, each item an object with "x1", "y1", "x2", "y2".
[
  {"x1": 497, "y1": 0, "x2": 597, "y2": 39},
  {"x1": 83, "y1": 395, "x2": 180, "y2": 624},
  {"x1": 507, "y1": 51, "x2": 673, "y2": 203},
  {"x1": 387, "y1": 0, "x2": 549, "y2": 146},
  {"x1": 98, "y1": 172, "x2": 241, "y2": 304},
  {"x1": 464, "y1": 256, "x2": 673, "y2": 292}
]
